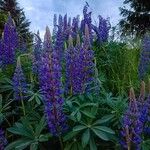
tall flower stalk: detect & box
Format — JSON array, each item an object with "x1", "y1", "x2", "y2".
[
  {"x1": 65, "y1": 25, "x2": 95, "y2": 95},
  {"x1": 43, "y1": 26, "x2": 53, "y2": 53},
  {"x1": 1, "y1": 15, "x2": 18, "y2": 66},
  {"x1": 38, "y1": 28, "x2": 67, "y2": 139},
  {"x1": 138, "y1": 34, "x2": 150, "y2": 80},
  {"x1": 12, "y1": 58, "x2": 27, "y2": 115},
  {"x1": 120, "y1": 88, "x2": 143, "y2": 150}
]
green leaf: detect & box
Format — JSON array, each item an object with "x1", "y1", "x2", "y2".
[
  {"x1": 93, "y1": 126, "x2": 115, "y2": 134},
  {"x1": 92, "y1": 128, "x2": 109, "y2": 141},
  {"x1": 63, "y1": 131, "x2": 79, "y2": 141},
  {"x1": 7, "y1": 123, "x2": 34, "y2": 139},
  {"x1": 28, "y1": 95, "x2": 34, "y2": 102},
  {"x1": 80, "y1": 103, "x2": 97, "y2": 108},
  {"x1": 90, "y1": 137, "x2": 97, "y2": 150},
  {"x1": 76, "y1": 112, "x2": 81, "y2": 121},
  {"x1": 81, "y1": 110, "x2": 95, "y2": 118},
  {"x1": 5, "y1": 139, "x2": 33, "y2": 150},
  {"x1": 35, "y1": 116, "x2": 46, "y2": 136},
  {"x1": 73, "y1": 125, "x2": 87, "y2": 132},
  {"x1": 93, "y1": 115, "x2": 114, "y2": 125},
  {"x1": 30, "y1": 142, "x2": 38, "y2": 150},
  {"x1": 82, "y1": 129, "x2": 90, "y2": 148},
  {"x1": 91, "y1": 106, "x2": 98, "y2": 116},
  {"x1": 39, "y1": 134, "x2": 51, "y2": 142},
  {"x1": 35, "y1": 96, "x2": 41, "y2": 105}
]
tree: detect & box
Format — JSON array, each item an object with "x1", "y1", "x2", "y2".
[
  {"x1": 0, "y1": 0, "x2": 32, "y2": 43},
  {"x1": 0, "y1": 12, "x2": 7, "y2": 36},
  {"x1": 119, "y1": 0, "x2": 150, "y2": 36}
]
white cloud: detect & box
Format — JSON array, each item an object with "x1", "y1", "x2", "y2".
[{"x1": 19, "y1": 0, "x2": 124, "y2": 37}]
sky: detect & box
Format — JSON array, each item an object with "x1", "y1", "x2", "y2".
[{"x1": 19, "y1": 0, "x2": 124, "y2": 37}]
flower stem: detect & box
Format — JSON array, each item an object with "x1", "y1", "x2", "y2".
[
  {"x1": 59, "y1": 136, "x2": 64, "y2": 150},
  {"x1": 20, "y1": 92, "x2": 26, "y2": 116}
]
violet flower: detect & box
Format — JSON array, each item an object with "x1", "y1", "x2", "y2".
[
  {"x1": 2, "y1": 15, "x2": 18, "y2": 66},
  {"x1": 38, "y1": 51, "x2": 67, "y2": 136},
  {"x1": 138, "y1": 34, "x2": 150, "y2": 80},
  {"x1": 65, "y1": 26, "x2": 95, "y2": 95},
  {"x1": 97, "y1": 15, "x2": 110, "y2": 43},
  {"x1": 43, "y1": 26, "x2": 53, "y2": 53},
  {"x1": 32, "y1": 32, "x2": 42, "y2": 74},
  {"x1": 12, "y1": 60, "x2": 27, "y2": 101},
  {"x1": 120, "y1": 88, "x2": 143, "y2": 150}
]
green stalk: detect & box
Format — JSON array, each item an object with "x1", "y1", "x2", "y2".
[
  {"x1": 20, "y1": 91, "x2": 26, "y2": 116},
  {"x1": 59, "y1": 136, "x2": 64, "y2": 150}
]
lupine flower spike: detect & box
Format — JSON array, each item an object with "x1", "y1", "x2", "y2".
[
  {"x1": 120, "y1": 88, "x2": 143, "y2": 150},
  {"x1": 2, "y1": 15, "x2": 18, "y2": 66},
  {"x1": 38, "y1": 42, "x2": 67, "y2": 136},
  {"x1": 12, "y1": 59, "x2": 27, "y2": 101},
  {"x1": 43, "y1": 26, "x2": 53, "y2": 53},
  {"x1": 138, "y1": 34, "x2": 150, "y2": 79}
]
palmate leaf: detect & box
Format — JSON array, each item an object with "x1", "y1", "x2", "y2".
[
  {"x1": 27, "y1": 90, "x2": 43, "y2": 105},
  {"x1": 7, "y1": 116, "x2": 50, "y2": 149},
  {"x1": 0, "y1": 77, "x2": 13, "y2": 92},
  {"x1": 5, "y1": 138, "x2": 33, "y2": 150},
  {"x1": 35, "y1": 116, "x2": 46, "y2": 136},
  {"x1": 92, "y1": 128, "x2": 110, "y2": 141},
  {"x1": 7, "y1": 123, "x2": 34, "y2": 139},
  {"x1": 93, "y1": 126, "x2": 115, "y2": 134},
  {"x1": 73, "y1": 125, "x2": 87, "y2": 132}
]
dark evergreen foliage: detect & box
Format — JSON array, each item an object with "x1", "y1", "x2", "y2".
[
  {"x1": 119, "y1": 0, "x2": 150, "y2": 36},
  {"x1": 0, "y1": 0, "x2": 32, "y2": 42}
]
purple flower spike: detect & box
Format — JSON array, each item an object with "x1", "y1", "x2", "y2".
[
  {"x1": 43, "y1": 26, "x2": 53, "y2": 53},
  {"x1": 120, "y1": 88, "x2": 143, "y2": 150},
  {"x1": 65, "y1": 33, "x2": 95, "y2": 95},
  {"x1": 54, "y1": 25, "x2": 64, "y2": 60},
  {"x1": 138, "y1": 34, "x2": 150, "y2": 80},
  {"x1": 83, "y1": 24, "x2": 91, "y2": 50},
  {"x1": 12, "y1": 60, "x2": 27, "y2": 101},
  {"x1": 38, "y1": 51, "x2": 67, "y2": 136},
  {"x1": 53, "y1": 14, "x2": 57, "y2": 39},
  {"x1": 97, "y1": 15, "x2": 110, "y2": 43},
  {"x1": 32, "y1": 31, "x2": 43, "y2": 74},
  {"x1": 2, "y1": 15, "x2": 18, "y2": 66}
]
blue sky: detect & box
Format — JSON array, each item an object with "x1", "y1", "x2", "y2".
[{"x1": 19, "y1": 0, "x2": 123, "y2": 37}]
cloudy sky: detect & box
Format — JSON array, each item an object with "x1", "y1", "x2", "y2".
[{"x1": 19, "y1": 0, "x2": 124, "y2": 37}]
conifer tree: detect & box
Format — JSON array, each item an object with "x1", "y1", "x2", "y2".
[
  {"x1": 119, "y1": 0, "x2": 150, "y2": 36},
  {"x1": 0, "y1": 0, "x2": 32, "y2": 42}
]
